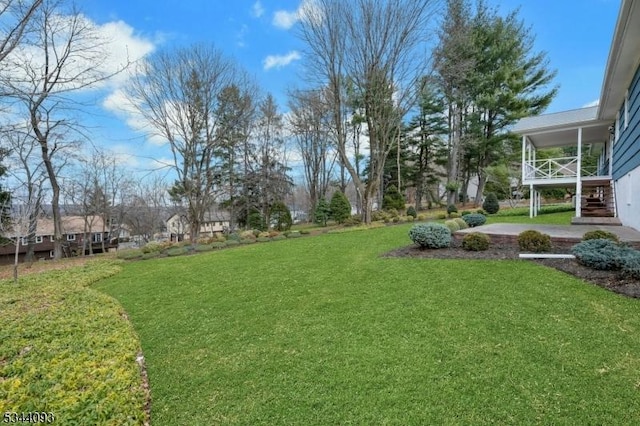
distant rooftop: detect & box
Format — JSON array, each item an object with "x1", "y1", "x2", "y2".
[{"x1": 512, "y1": 106, "x2": 600, "y2": 134}]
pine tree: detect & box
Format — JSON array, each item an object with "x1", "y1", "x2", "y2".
[
  {"x1": 314, "y1": 198, "x2": 331, "y2": 227},
  {"x1": 329, "y1": 191, "x2": 351, "y2": 224}
]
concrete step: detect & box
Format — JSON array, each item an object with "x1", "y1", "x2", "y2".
[{"x1": 572, "y1": 216, "x2": 622, "y2": 226}]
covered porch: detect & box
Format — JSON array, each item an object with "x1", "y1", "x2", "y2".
[{"x1": 513, "y1": 106, "x2": 615, "y2": 220}]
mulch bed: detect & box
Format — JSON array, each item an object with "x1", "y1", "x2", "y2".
[{"x1": 384, "y1": 240, "x2": 640, "y2": 299}]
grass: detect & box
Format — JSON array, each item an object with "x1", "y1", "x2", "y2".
[
  {"x1": 0, "y1": 260, "x2": 148, "y2": 425},
  {"x1": 95, "y1": 225, "x2": 640, "y2": 425},
  {"x1": 486, "y1": 210, "x2": 574, "y2": 225}
]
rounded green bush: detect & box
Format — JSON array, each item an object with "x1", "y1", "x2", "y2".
[
  {"x1": 167, "y1": 247, "x2": 188, "y2": 257},
  {"x1": 462, "y1": 213, "x2": 486, "y2": 227},
  {"x1": 619, "y1": 249, "x2": 640, "y2": 279},
  {"x1": 406, "y1": 206, "x2": 417, "y2": 218},
  {"x1": 409, "y1": 223, "x2": 451, "y2": 249},
  {"x1": 583, "y1": 230, "x2": 620, "y2": 243},
  {"x1": 444, "y1": 219, "x2": 460, "y2": 232},
  {"x1": 517, "y1": 230, "x2": 552, "y2": 253},
  {"x1": 461, "y1": 210, "x2": 471, "y2": 216},
  {"x1": 454, "y1": 218, "x2": 468, "y2": 229},
  {"x1": 447, "y1": 204, "x2": 458, "y2": 214},
  {"x1": 482, "y1": 193, "x2": 500, "y2": 214},
  {"x1": 571, "y1": 239, "x2": 635, "y2": 270},
  {"x1": 462, "y1": 232, "x2": 491, "y2": 251}
]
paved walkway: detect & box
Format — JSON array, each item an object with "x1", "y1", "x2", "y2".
[{"x1": 457, "y1": 223, "x2": 640, "y2": 244}]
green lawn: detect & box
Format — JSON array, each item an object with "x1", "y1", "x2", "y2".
[
  {"x1": 95, "y1": 224, "x2": 640, "y2": 425},
  {"x1": 486, "y1": 210, "x2": 574, "y2": 225}
]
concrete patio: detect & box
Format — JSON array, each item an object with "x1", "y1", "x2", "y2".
[{"x1": 456, "y1": 223, "x2": 640, "y2": 248}]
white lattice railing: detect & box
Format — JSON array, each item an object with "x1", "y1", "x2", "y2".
[{"x1": 524, "y1": 157, "x2": 601, "y2": 180}]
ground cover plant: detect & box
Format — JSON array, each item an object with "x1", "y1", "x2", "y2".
[
  {"x1": 95, "y1": 225, "x2": 640, "y2": 425},
  {"x1": 0, "y1": 260, "x2": 148, "y2": 425}
]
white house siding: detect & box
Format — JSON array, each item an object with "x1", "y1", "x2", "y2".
[{"x1": 615, "y1": 168, "x2": 640, "y2": 231}]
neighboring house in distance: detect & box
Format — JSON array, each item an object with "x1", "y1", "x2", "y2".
[
  {"x1": 166, "y1": 209, "x2": 231, "y2": 242},
  {"x1": 0, "y1": 215, "x2": 117, "y2": 265},
  {"x1": 513, "y1": 0, "x2": 640, "y2": 231}
]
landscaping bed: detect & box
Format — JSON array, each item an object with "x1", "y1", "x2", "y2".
[{"x1": 385, "y1": 239, "x2": 640, "y2": 298}]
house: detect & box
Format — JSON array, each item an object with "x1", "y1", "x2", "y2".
[
  {"x1": 166, "y1": 209, "x2": 231, "y2": 241},
  {"x1": 0, "y1": 215, "x2": 117, "y2": 264},
  {"x1": 512, "y1": 0, "x2": 640, "y2": 231}
]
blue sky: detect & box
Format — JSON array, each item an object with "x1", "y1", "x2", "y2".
[{"x1": 76, "y1": 0, "x2": 621, "y2": 175}]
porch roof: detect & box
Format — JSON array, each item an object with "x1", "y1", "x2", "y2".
[{"x1": 511, "y1": 106, "x2": 610, "y2": 149}]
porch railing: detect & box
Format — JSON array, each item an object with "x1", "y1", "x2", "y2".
[{"x1": 524, "y1": 156, "x2": 602, "y2": 180}]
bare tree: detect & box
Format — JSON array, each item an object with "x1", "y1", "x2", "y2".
[
  {"x1": 1, "y1": 0, "x2": 129, "y2": 259},
  {"x1": 123, "y1": 175, "x2": 170, "y2": 243},
  {"x1": 128, "y1": 44, "x2": 251, "y2": 243},
  {"x1": 288, "y1": 88, "x2": 337, "y2": 221},
  {"x1": 297, "y1": 0, "x2": 436, "y2": 223},
  {"x1": 0, "y1": 0, "x2": 42, "y2": 71},
  {"x1": 3, "y1": 126, "x2": 47, "y2": 262}
]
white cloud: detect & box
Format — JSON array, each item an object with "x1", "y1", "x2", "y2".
[
  {"x1": 272, "y1": 0, "x2": 321, "y2": 29},
  {"x1": 582, "y1": 99, "x2": 600, "y2": 108},
  {"x1": 263, "y1": 51, "x2": 301, "y2": 70},
  {"x1": 273, "y1": 10, "x2": 299, "y2": 29},
  {"x1": 251, "y1": 1, "x2": 265, "y2": 18}
]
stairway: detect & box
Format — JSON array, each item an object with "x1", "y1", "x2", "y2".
[{"x1": 573, "y1": 182, "x2": 620, "y2": 225}]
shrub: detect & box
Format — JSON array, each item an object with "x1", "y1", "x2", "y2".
[
  {"x1": 477, "y1": 209, "x2": 487, "y2": 215},
  {"x1": 382, "y1": 185, "x2": 405, "y2": 210},
  {"x1": 299, "y1": 229, "x2": 311, "y2": 235},
  {"x1": 257, "y1": 237, "x2": 271, "y2": 243},
  {"x1": 240, "y1": 238, "x2": 256, "y2": 244},
  {"x1": 195, "y1": 244, "x2": 212, "y2": 252},
  {"x1": 344, "y1": 215, "x2": 363, "y2": 226},
  {"x1": 240, "y1": 230, "x2": 256, "y2": 240},
  {"x1": 436, "y1": 213, "x2": 447, "y2": 220},
  {"x1": 225, "y1": 240, "x2": 240, "y2": 247},
  {"x1": 447, "y1": 204, "x2": 458, "y2": 215},
  {"x1": 167, "y1": 247, "x2": 188, "y2": 257},
  {"x1": 314, "y1": 198, "x2": 331, "y2": 226},
  {"x1": 620, "y1": 250, "x2": 640, "y2": 279},
  {"x1": 483, "y1": 192, "x2": 500, "y2": 214},
  {"x1": 417, "y1": 214, "x2": 427, "y2": 221},
  {"x1": 406, "y1": 206, "x2": 417, "y2": 218},
  {"x1": 272, "y1": 235, "x2": 287, "y2": 241},
  {"x1": 141, "y1": 241, "x2": 163, "y2": 254},
  {"x1": 247, "y1": 209, "x2": 266, "y2": 231},
  {"x1": 449, "y1": 212, "x2": 461, "y2": 218},
  {"x1": 583, "y1": 230, "x2": 620, "y2": 243},
  {"x1": 462, "y1": 232, "x2": 491, "y2": 251},
  {"x1": 372, "y1": 210, "x2": 390, "y2": 222},
  {"x1": 409, "y1": 223, "x2": 451, "y2": 249},
  {"x1": 287, "y1": 231, "x2": 302, "y2": 238},
  {"x1": 329, "y1": 191, "x2": 352, "y2": 224},
  {"x1": 461, "y1": 210, "x2": 471, "y2": 216},
  {"x1": 462, "y1": 213, "x2": 486, "y2": 228},
  {"x1": 444, "y1": 219, "x2": 460, "y2": 232},
  {"x1": 210, "y1": 241, "x2": 227, "y2": 249},
  {"x1": 271, "y1": 201, "x2": 293, "y2": 231},
  {"x1": 517, "y1": 230, "x2": 552, "y2": 253},
  {"x1": 385, "y1": 208, "x2": 400, "y2": 218},
  {"x1": 571, "y1": 239, "x2": 635, "y2": 270},
  {"x1": 454, "y1": 218, "x2": 468, "y2": 229}
]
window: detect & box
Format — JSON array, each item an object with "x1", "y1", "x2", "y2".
[
  {"x1": 625, "y1": 90, "x2": 629, "y2": 129},
  {"x1": 93, "y1": 233, "x2": 103, "y2": 243},
  {"x1": 67, "y1": 234, "x2": 76, "y2": 241},
  {"x1": 20, "y1": 237, "x2": 27, "y2": 245},
  {"x1": 35, "y1": 236, "x2": 43, "y2": 244}
]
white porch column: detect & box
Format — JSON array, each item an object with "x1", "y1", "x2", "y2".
[
  {"x1": 575, "y1": 127, "x2": 583, "y2": 218},
  {"x1": 529, "y1": 184, "x2": 534, "y2": 218},
  {"x1": 536, "y1": 190, "x2": 541, "y2": 215},
  {"x1": 521, "y1": 135, "x2": 527, "y2": 182},
  {"x1": 608, "y1": 138, "x2": 614, "y2": 176}
]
